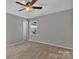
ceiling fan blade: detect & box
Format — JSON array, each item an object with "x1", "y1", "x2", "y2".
[
  {"x1": 30, "y1": 0, "x2": 37, "y2": 5},
  {"x1": 16, "y1": 1, "x2": 25, "y2": 6},
  {"x1": 32, "y1": 6, "x2": 42, "y2": 9},
  {"x1": 18, "y1": 8, "x2": 26, "y2": 11}
]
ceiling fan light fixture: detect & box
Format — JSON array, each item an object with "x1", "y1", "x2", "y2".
[
  {"x1": 16, "y1": 0, "x2": 43, "y2": 12},
  {"x1": 26, "y1": 7, "x2": 32, "y2": 11}
]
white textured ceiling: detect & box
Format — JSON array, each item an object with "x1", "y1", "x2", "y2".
[{"x1": 7, "y1": 0, "x2": 73, "y2": 18}]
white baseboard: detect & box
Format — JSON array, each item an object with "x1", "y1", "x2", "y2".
[
  {"x1": 6, "y1": 40, "x2": 27, "y2": 47},
  {"x1": 29, "y1": 40, "x2": 73, "y2": 50},
  {"x1": 6, "y1": 40, "x2": 73, "y2": 50}
]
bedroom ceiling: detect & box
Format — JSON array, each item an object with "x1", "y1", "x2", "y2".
[{"x1": 6, "y1": 0, "x2": 73, "y2": 19}]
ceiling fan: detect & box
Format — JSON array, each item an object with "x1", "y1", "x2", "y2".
[{"x1": 16, "y1": 0, "x2": 43, "y2": 11}]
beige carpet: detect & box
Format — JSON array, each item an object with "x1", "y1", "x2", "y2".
[{"x1": 6, "y1": 41, "x2": 73, "y2": 59}]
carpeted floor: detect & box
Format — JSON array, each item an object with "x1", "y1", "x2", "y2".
[{"x1": 6, "y1": 41, "x2": 73, "y2": 59}]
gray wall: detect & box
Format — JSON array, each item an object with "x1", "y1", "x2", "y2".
[
  {"x1": 30, "y1": 9, "x2": 73, "y2": 48},
  {"x1": 6, "y1": 13, "x2": 27, "y2": 45}
]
